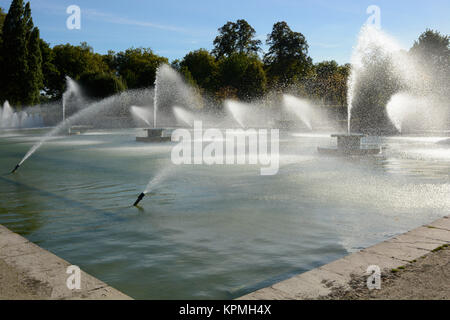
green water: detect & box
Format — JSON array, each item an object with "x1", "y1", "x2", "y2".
[{"x1": 0, "y1": 129, "x2": 449, "y2": 299}]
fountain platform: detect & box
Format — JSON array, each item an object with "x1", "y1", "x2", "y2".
[
  {"x1": 318, "y1": 133, "x2": 381, "y2": 156},
  {"x1": 136, "y1": 128, "x2": 172, "y2": 142},
  {"x1": 68, "y1": 125, "x2": 93, "y2": 135}
]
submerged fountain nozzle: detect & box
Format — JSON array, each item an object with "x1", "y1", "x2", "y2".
[
  {"x1": 11, "y1": 164, "x2": 20, "y2": 174},
  {"x1": 133, "y1": 192, "x2": 146, "y2": 207}
]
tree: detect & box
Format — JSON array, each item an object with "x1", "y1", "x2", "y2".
[
  {"x1": 0, "y1": 7, "x2": 7, "y2": 75},
  {"x1": 180, "y1": 49, "x2": 218, "y2": 92},
  {"x1": 316, "y1": 60, "x2": 339, "y2": 80},
  {"x1": 102, "y1": 50, "x2": 117, "y2": 72},
  {"x1": 26, "y1": 27, "x2": 43, "y2": 104},
  {"x1": 410, "y1": 29, "x2": 449, "y2": 98},
  {"x1": 350, "y1": 48, "x2": 401, "y2": 134},
  {"x1": 49, "y1": 42, "x2": 110, "y2": 98},
  {"x1": 309, "y1": 60, "x2": 349, "y2": 106},
  {"x1": 218, "y1": 53, "x2": 266, "y2": 100},
  {"x1": 114, "y1": 48, "x2": 168, "y2": 89},
  {"x1": 264, "y1": 21, "x2": 313, "y2": 86},
  {"x1": 0, "y1": 7, "x2": 6, "y2": 37},
  {"x1": 411, "y1": 29, "x2": 449, "y2": 67},
  {"x1": 78, "y1": 72, "x2": 126, "y2": 99},
  {"x1": 212, "y1": 19, "x2": 261, "y2": 58},
  {"x1": 0, "y1": 0, "x2": 43, "y2": 106},
  {"x1": 39, "y1": 39, "x2": 59, "y2": 99}
]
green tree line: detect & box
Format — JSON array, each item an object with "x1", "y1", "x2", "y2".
[{"x1": 0, "y1": 0, "x2": 448, "y2": 112}]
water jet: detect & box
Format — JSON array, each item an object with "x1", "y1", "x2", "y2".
[
  {"x1": 135, "y1": 64, "x2": 196, "y2": 142},
  {"x1": 282, "y1": 94, "x2": 315, "y2": 130}
]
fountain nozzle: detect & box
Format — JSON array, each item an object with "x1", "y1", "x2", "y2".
[
  {"x1": 133, "y1": 192, "x2": 146, "y2": 207},
  {"x1": 11, "y1": 164, "x2": 20, "y2": 174}
]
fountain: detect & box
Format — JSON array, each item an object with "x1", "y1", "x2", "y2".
[
  {"x1": 11, "y1": 89, "x2": 154, "y2": 172},
  {"x1": 225, "y1": 100, "x2": 246, "y2": 128},
  {"x1": 224, "y1": 100, "x2": 273, "y2": 129},
  {"x1": 318, "y1": 25, "x2": 394, "y2": 155},
  {"x1": 282, "y1": 94, "x2": 315, "y2": 130},
  {"x1": 173, "y1": 106, "x2": 195, "y2": 128},
  {"x1": 142, "y1": 65, "x2": 166, "y2": 141},
  {"x1": 62, "y1": 76, "x2": 93, "y2": 135},
  {"x1": 62, "y1": 76, "x2": 81, "y2": 122},
  {"x1": 0, "y1": 101, "x2": 44, "y2": 129},
  {"x1": 133, "y1": 166, "x2": 177, "y2": 207},
  {"x1": 386, "y1": 93, "x2": 426, "y2": 134},
  {"x1": 136, "y1": 64, "x2": 201, "y2": 142},
  {"x1": 319, "y1": 23, "x2": 450, "y2": 155},
  {"x1": 130, "y1": 106, "x2": 153, "y2": 127}
]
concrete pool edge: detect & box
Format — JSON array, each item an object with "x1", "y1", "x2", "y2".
[
  {"x1": 238, "y1": 215, "x2": 450, "y2": 300},
  {"x1": 0, "y1": 224, "x2": 131, "y2": 300}
]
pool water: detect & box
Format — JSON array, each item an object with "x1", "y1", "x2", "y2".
[{"x1": 0, "y1": 128, "x2": 449, "y2": 299}]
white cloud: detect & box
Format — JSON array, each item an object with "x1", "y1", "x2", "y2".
[{"x1": 83, "y1": 9, "x2": 200, "y2": 36}]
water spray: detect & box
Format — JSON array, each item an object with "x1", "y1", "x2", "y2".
[
  {"x1": 133, "y1": 192, "x2": 146, "y2": 207},
  {"x1": 132, "y1": 166, "x2": 177, "y2": 208}
]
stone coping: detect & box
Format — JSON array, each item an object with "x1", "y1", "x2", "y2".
[
  {"x1": 0, "y1": 224, "x2": 132, "y2": 300},
  {"x1": 239, "y1": 216, "x2": 450, "y2": 300}
]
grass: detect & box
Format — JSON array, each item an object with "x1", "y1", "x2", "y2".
[{"x1": 431, "y1": 244, "x2": 449, "y2": 253}]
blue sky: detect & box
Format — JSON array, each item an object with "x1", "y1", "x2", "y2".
[{"x1": 1, "y1": 0, "x2": 449, "y2": 64}]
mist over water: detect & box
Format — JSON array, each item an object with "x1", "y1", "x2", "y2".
[
  {"x1": 173, "y1": 106, "x2": 195, "y2": 127},
  {"x1": 154, "y1": 64, "x2": 203, "y2": 128},
  {"x1": 16, "y1": 89, "x2": 154, "y2": 167},
  {"x1": 62, "y1": 76, "x2": 83, "y2": 122},
  {"x1": 0, "y1": 101, "x2": 44, "y2": 129},
  {"x1": 348, "y1": 25, "x2": 449, "y2": 134},
  {"x1": 283, "y1": 94, "x2": 315, "y2": 130},
  {"x1": 131, "y1": 106, "x2": 153, "y2": 127}
]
